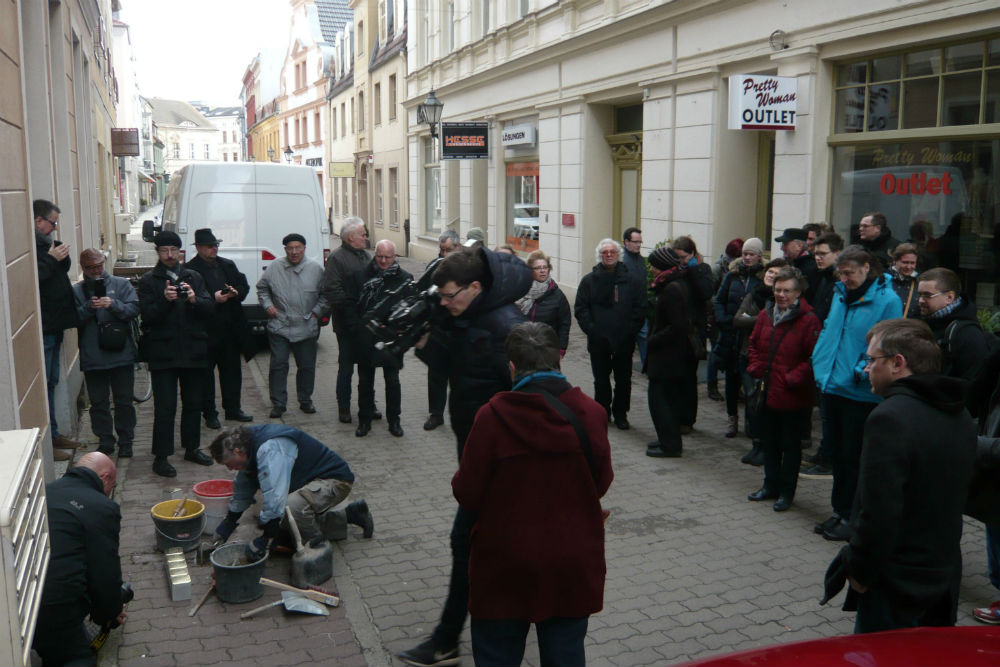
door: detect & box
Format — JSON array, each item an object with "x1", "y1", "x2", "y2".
[{"x1": 755, "y1": 133, "x2": 776, "y2": 244}]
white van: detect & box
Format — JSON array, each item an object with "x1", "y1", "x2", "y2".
[{"x1": 145, "y1": 163, "x2": 330, "y2": 329}]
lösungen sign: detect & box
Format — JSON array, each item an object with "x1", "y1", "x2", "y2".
[{"x1": 728, "y1": 75, "x2": 797, "y2": 131}]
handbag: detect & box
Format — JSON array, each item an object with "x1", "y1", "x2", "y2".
[
  {"x1": 98, "y1": 320, "x2": 130, "y2": 351},
  {"x1": 748, "y1": 316, "x2": 792, "y2": 413}
]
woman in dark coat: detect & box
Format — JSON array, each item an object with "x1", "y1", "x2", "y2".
[
  {"x1": 645, "y1": 247, "x2": 695, "y2": 458},
  {"x1": 517, "y1": 250, "x2": 572, "y2": 353},
  {"x1": 713, "y1": 238, "x2": 764, "y2": 438},
  {"x1": 671, "y1": 236, "x2": 714, "y2": 431},
  {"x1": 889, "y1": 243, "x2": 921, "y2": 318},
  {"x1": 747, "y1": 266, "x2": 822, "y2": 511}
]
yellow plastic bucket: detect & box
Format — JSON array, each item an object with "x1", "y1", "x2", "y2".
[{"x1": 151, "y1": 499, "x2": 206, "y2": 552}]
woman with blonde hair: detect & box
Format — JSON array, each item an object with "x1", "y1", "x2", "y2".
[{"x1": 517, "y1": 250, "x2": 571, "y2": 354}]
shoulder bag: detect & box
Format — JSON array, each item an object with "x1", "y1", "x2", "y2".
[{"x1": 748, "y1": 318, "x2": 792, "y2": 413}]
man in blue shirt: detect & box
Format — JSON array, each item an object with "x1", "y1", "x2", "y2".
[{"x1": 208, "y1": 425, "x2": 374, "y2": 559}]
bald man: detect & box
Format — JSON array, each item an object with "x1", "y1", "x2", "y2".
[{"x1": 34, "y1": 452, "x2": 126, "y2": 667}]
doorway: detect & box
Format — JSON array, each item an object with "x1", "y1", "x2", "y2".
[
  {"x1": 607, "y1": 133, "x2": 643, "y2": 242},
  {"x1": 755, "y1": 133, "x2": 775, "y2": 244}
]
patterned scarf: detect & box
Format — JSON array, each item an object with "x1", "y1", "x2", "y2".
[
  {"x1": 517, "y1": 278, "x2": 552, "y2": 315},
  {"x1": 927, "y1": 295, "x2": 963, "y2": 320}
]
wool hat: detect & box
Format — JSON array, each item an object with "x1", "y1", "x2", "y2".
[
  {"x1": 466, "y1": 227, "x2": 486, "y2": 243},
  {"x1": 193, "y1": 228, "x2": 222, "y2": 245},
  {"x1": 742, "y1": 237, "x2": 764, "y2": 256},
  {"x1": 649, "y1": 246, "x2": 682, "y2": 270},
  {"x1": 153, "y1": 230, "x2": 182, "y2": 248},
  {"x1": 725, "y1": 238, "x2": 745, "y2": 259},
  {"x1": 282, "y1": 233, "x2": 307, "y2": 246}
]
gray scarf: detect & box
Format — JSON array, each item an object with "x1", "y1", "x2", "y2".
[{"x1": 517, "y1": 279, "x2": 551, "y2": 315}]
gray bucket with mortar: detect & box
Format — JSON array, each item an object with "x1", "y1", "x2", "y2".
[{"x1": 210, "y1": 543, "x2": 268, "y2": 603}]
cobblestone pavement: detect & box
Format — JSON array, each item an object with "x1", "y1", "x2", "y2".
[{"x1": 68, "y1": 254, "x2": 993, "y2": 666}]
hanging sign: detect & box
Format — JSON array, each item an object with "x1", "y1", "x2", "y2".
[
  {"x1": 441, "y1": 122, "x2": 489, "y2": 159},
  {"x1": 728, "y1": 75, "x2": 798, "y2": 131}
]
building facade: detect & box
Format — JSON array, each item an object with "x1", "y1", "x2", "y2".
[
  {"x1": 405, "y1": 0, "x2": 1000, "y2": 311},
  {"x1": 203, "y1": 106, "x2": 245, "y2": 163},
  {"x1": 150, "y1": 98, "x2": 222, "y2": 178}
]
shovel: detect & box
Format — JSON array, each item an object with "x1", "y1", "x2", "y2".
[
  {"x1": 284, "y1": 506, "x2": 333, "y2": 588},
  {"x1": 239, "y1": 591, "x2": 329, "y2": 619}
]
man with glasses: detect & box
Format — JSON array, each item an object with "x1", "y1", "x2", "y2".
[
  {"x1": 621, "y1": 227, "x2": 649, "y2": 367},
  {"x1": 73, "y1": 249, "x2": 139, "y2": 458},
  {"x1": 398, "y1": 245, "x2": 531, "y2": 667},
  {"x1": 856, "y1": 211, "x2": 900, "y2": 270},
  {"x1": 423, "y1": 230, "x2": 461, "y2": 431},
  {"x1": 34, "y1": 199, "x2": 82, "y2": 461},
  {"x1": 136, "y1": 231, "x2": 215, "y2": 477},
  {"x1": 257, "y1": 233, "x2": 328, "y2": 419},
  {"x1": 185, "y1": 228, "x2": 254, "y2": 428},
  {"x1": 321, "y1": 217, "x2": 373, "y2": 424}
]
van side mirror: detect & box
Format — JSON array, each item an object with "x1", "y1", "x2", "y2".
[{"x1": 141, "y1": 219, "x2": 159, "y2": 242}]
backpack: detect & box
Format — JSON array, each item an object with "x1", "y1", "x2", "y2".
[{"x1": 940, "y1": 320, "x2": 1000, "y2": 376}]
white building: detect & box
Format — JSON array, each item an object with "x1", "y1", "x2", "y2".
[
  {"x1": 111, "y1": 18, "x2": 146, "y2": 218},
  {"x1": 203, "y1": 106, "x2": 244, "y2": 163},
  {"x1": 405, "y1": 0, "x2": 1000, "y2": 309},
  {"x1": 150, "y1": 98, "x2": 222, "y2": 178}
]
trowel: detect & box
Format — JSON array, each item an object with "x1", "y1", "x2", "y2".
[
  {"x1": 239, "y1": 591, "x2": 329, "y2": 619},
  {"x1": 285, "y1": 506, "x2": 334, "y2": 588}
]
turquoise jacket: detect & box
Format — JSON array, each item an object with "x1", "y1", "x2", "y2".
[{"x1": 811, "y1": 275, "x2": 903, "y2": 403}]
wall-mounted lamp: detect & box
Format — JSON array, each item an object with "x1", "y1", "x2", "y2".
[
  {"x1": 769, "y1": 30, "x2": 789, "y2": 51},
  {"x1": 416, "y1": 89, "x2": 444, "y2": 138},
  {"x1": 267, "y1": 146, "x2": 275, "y2": 161}
]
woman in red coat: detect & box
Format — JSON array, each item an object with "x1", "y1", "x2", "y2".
[
  {"x1": 747, "y1": 266, "x2": 822, "y2": 512},
  {"x1": 452, "y1": 322, "x2": 613, "y2": 666}
]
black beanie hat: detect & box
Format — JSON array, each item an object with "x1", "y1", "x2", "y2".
[
  {"x1": 153, "y1": 230, "x2": 183, "y2": 248},
  {"x1": 649, "y1": 246, "x2": 681, "y2": 270},
  {"x1": 282, "y1": 233, "x2": 307, "y2": 246}
]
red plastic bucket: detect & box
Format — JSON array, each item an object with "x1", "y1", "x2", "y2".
[{"x1": 193, "y1": 479, "x2": 234, "y2": 536}]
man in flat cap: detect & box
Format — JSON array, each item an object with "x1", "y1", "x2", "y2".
[
  {"x1": 185, "y1": 228, "x2": 254, "y2": 429},
  {"x1": 776, "y1": 227, "x2": 819, "y2": 303},
  {"x1": 257, "y1": 233, "x2": 328, "y2": 418},
  {"x1": 135, "y1": 230, "x2": 216, "y2": 477}
]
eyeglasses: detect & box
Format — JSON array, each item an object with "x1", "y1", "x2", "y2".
[
  {"x1": 40, "y1": 217, "x2": 58, "y2": 226},
  {"x1": 624, "y1": 238, "x2": 641, "y2": 245},
  {"x1": 439, "y1": 285, "x2": 468, "y2": 300},
  {"x1": 600, "y1": 250, "x2": 618, "y2": 256},
  {"x1": 917, "y1": 291, "x2": 945, "y2": 300},
  {"x1": 813, "y1": 251, "x2": 830, "y2": 258},
  {"x1": 83, "y1": 262, "x2": 105, "y2": 270},
  {"x1": 863, "y1": 354, "x2": 890, "y2": 365}
]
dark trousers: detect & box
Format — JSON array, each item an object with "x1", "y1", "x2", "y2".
[
  {"x1": 335, "y1": 332, "x2": 360, "y2": 409},
  {"x1": 678, "y1": 355, "x2": 699, "y2": 426},
  {"x1": 648, "y1": 377, "x2": 682, "y2": 452},
  {"x1": 988, "y1": 522, "x2": 1000, "y2": 590},
  {"x1": 816, "y1": 388, "x2": 834, "y2": 463},
  {"x1": 721, "y1": 348, "x2": 741, "y2": 418},
  {"x1": 471, "y1": 616, "x2": 589, "y2": 667},
  {"x1": 823, "y1": 393, "x2": 876, "y2": 519},
  {"x1": 587, "y1": 337, "x2": 635, "y2": 419},
  {"x1": 32, "y1": 605, "x2": 94, "y2": 667},
  {"x1": 855, "y1": 585, "x2": 956, "y2": 634},
  {"x1": 739, "y1": 358, "x2": 759, "y2": 440},
  {"x1": 151, "y1": 367, "x2": 204, "y2": 457},
  {"x1": 428, "y1": 368, "x2": 448, "y2": 416},
  {"x1": 432, "y1": 504, "x2": 476, "y2": 650},
  {"x1": 203, "y1": 342, "x2": 243, "y2": 417},
  {"x1": 358, "y1": 363, "x2": 400, "y2": 421},
  {"x1": 268, "y1": 333, "x2": 318, "y2": 408},
  {"x1": 759, "y1": 406, "x2": 809, "y2": 498},
  {"x1": 85, "y1": 365, "x2": 136, "y2": 450}
]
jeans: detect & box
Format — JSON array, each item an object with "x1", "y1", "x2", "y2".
[
  {"x1": 85, "y1": 365, "x2": 136, "y2": 451},
  {"x1": 203, "y1": 342, "x2": 243, "y2": 417},
  {"x1": 43, "y1": 332, "x2": 64, "y2": 438},
  {"x1": 987, "y1": 523, "x2": 1000, "y2": 591},
  {"x1": 587, "y1": 337, "x2": 635, "y2": 419},
  {"x1": 335, "y1": 332, "x2": 360, "y2": 410},
  {"x1": 648, "y1": 377, "x2": 682, "y2": 451},
  {"x1": 268, "y1": 333, "x2": 318, "y2": 408},
  {"x1": 431, "y1": 505, "x2": 476, "y2": 649},
  {"x1": 358, "y1": 363, "x2": 401, "y2": 420},
  {"x1": 471, "y1": 616, "x2": 589, "y2": 667},
  {"x1": 855, "y1": 585, "x2": 956, "y2": 634},
  {"x1": 636, "y1": 318, "x2": 649, "y2": 368},
  {"x1": 151, "y1": 368, "x2": 204, "y2": 457},
  {"x1": 759, "y1": 406, "x2": 808, "y2": 498},
  {"x1": 823, "y1": 394, "x2": 876, "y2": 519}
]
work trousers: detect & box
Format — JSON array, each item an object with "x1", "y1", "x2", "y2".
[
  {"x1": 284, "y1": 477, "x2": 354, "y2": 544},
  {"x1": 151, "y1": 367, "x2": 204, "y2": 457},
  {"x1": 471, "y1": 616, "x2": 589, "y2": 667},
  {"x1": 358, "y1": 363, "x2": 401, "y2": 421},
  {"x1": 759, "y1": 406, "x2": 809, "y2": 498},
  {"x1": 587, "y1": 337, "x2": 635, "y2": 419},
  {"x1": 203, "y1": 342, "x2": 243, "y2": 417},
  {"x1": 823, "y1": 393, "x2": 876, "y2": 519},
  {"x1": 268, "y1": 333, "x2": 317, "y2": 408},
  {"x1": 85, "y1": 365, "x2": 136, "y2": 451}
]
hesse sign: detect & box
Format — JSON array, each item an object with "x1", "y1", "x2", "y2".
[
  {"x1": 441, "y1": 122, "x2": 489, "y2": 160},
  {"x1": 728, "y1": 75, "x2": 797, "y2": 131}
]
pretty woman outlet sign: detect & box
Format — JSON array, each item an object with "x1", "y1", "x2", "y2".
[{"x1": 728, "y1": 74, "x2": 798, "y2": 131}]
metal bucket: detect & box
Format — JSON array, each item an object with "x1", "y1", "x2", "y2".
[
  {"x1": 151, "y1": 499, "x2": 206, "y2": 553},
  {"x1": 210, "y1": 543, "x2": 268, "y2": 604}
]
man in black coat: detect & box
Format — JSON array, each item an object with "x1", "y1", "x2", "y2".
[
  {"x1": 136, "y1": 231, "x2": 215, "y2": 477},
  {"x1": 185, "y1": 228, "x2": 253, "y2": 428},
  {"x1": 775, "y1": 227, "x2": 820, "y2": 304},
  {"x1": 423, "y1": 230, "x2": 460, "y2": 431},
  {"x1": 34, "y1": 199, "x2": 82, "y2": 460},
  {"x1": 574, "y1": 239, "x2": 646, "y2": 430},
  {"x1": 857, "y1": 211, "x2": 900, "y2": 270},
  {"x1": 398, "y1": 246, "x2": 531, "y2": 667},
  {"x1": 827, "y1": 318, "x2": 975, "y2": 633},
  {"x1": 33, "y1": 452, "x2": 126, "y2": 666}
]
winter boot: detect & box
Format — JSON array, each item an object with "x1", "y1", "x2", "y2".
[
  {"x1": 725, "y1": 415, "x2": 738, "y2": 438},
  {"x1": 345, "y1": 500, "x2": 374, "y2": 538},
  {"x1": 741, "y1": 440, "x2": 764, "y2": 466}
]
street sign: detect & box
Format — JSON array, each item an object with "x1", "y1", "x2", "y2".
[
  {"x1": 111, "y1": 128, "x2": 140, "y2": 156},
  {"x1": 441, "y1": 122, "x2": 489, "y2": 160}
]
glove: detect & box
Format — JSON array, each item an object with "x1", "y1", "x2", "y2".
[
  {"x1": 213, "y1": 511, "x2": 241, "y2": 542},
  {"x1": 245, "y1": 535, "x2": 269, "y2": 562},
  {"x1": 261, "y1": 518, "x2": 281, "y2": 541}
]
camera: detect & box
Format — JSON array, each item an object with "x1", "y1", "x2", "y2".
[
  {"x1": 177, "y1": 283, "x2": 189, "y2": 299},
  {"x1": 365, "y1": 281, "x2": 443, "y2": 367}
]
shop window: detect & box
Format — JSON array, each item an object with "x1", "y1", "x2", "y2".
[
  {"x1": 505, "y1": 162, "x2": 539, "y2": 252},
  {"x1": 834, "y1": 35, "x2": 1000, "y2": 132},
  {"x1": 830, "y1": 138, "x2": 1000, "y2": 306},
  {"x1": 424, "y1": 137, "x2": 442, "y2": 233}
]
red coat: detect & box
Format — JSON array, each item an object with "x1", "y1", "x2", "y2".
[
  {"x1": 452, "y1": 381, "x2": 613, "y2": 621},
  {"x1": 748, "y1": 299, "x2": 821, "y2": 411}
]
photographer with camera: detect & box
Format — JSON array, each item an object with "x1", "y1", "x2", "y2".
[
  {"x1": 72, "y1": 248, "x2": 139, "y2": 459},
  {"x1": 136, "y1": 231, "x2": 216, "y2": 477},
  {"x1": 185, "y1": 228, "x2": 254, "y2": 428},
  {"x1": 398, "y1": 245, "x2": 531, "y2": 667}
]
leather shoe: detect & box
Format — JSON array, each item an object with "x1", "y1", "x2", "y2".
[
  {"x1": 184, "y1": 450, "x2": 213, "y2": 466},
  {"x1": 813, "y1": 514, "x2": 841, "y2": 535},
  {"x1": 300, "y1": 402, "x2": 317, "y2": 414},
  {"x1": 646, "y1": 442, "x2": 681, "y2": 458},
  {"x1": 355, "y1": 420, "x2": 372, "y2": 437},
  {"x1": 823, "y1": 518, "x2": 852, "y2": 542},
  {"x1": 773, "y1": 496, "x2": 792, "y2": 512},
  {"x1": 53, "y1": 448, "x2": 72, "y2": 462},
  {"x1": 225, "y1": 411, "x2": 254, "y2": 422},
  {"x1": 204, "y1": 414, "x2": 221, "y2": 429},
  {"x1": 372, "y1": 410, "x2": 382, "y2": 421},
  {"x1": 747, "y1": 487, "x2": 778, "y2": 501},
  {"x1": 97, "y1": 445, "x2": 115, "y2": 456},
  {"x1": 269, "y1": 406, "x2": 286, "y2": 418},
  {"x1": 345, "y1": 500, "x2": 374, "y2": 538},
  {"x1": 613, "y1": 416, "x2": 630, "y2": 430},
  {"x1": 388, "y1": 421, "x2": 404, "y2": 437},
  {"x1": 53, "y1": 435, "x2": 82, "y2": 449},
  {"x1": 423, "y1": 414, "x2": 444, "y2": 430},
  {"x1": 118, "y1": 444, "x2": 133, "y2": 458},
  {"x1": 153, "y1": 457, "x2": 177, "y2": 477},
  {"x1": 338, "y1": 407, "x2": 352, "y2": 423}
]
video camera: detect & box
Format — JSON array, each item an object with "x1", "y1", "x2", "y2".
[{"x1": 364, "y1": 260, "x2": 444, "y2": 367}]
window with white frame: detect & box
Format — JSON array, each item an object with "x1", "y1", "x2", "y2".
[
  {"x1": 189, "y1": 143, "x2": 195, "y2": 159},
  {"x1": 424, "y1": 136, "x2": 442, "y2": 233},
  {"x1": 389, "y1": 75, "x2": 397, "y2": 120},
  {"x1": 204, "y1": 144, "x2": 210, "y2": 159},
  {"x1": 389, "y1": 167, "x2": 399, "y2": 229},
  {"x1": 375, "y1": 168, "x2": 384, "y2": 225},
  {"x1": 374, "y1": 83, "x2": 381, "y2": 125}
]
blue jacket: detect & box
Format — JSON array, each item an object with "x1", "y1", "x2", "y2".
[{"x1": 812, "y1": 275, "x2": 902, "y2": 403}]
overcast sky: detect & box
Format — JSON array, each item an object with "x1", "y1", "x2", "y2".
[{"x1": 118, "y1": 0, "x2": 291, "y2": 107}]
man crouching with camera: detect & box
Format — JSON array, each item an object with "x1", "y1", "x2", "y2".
[{"x1": 397, "y1": 244, "x2": 531, "y2": 667}]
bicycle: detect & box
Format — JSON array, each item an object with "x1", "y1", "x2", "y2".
[{"x1": 133, "y1": 360, "x2": 151, "y2": 403}]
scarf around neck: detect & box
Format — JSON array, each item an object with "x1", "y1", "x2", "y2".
[{"x1": 517, "y1": 278, "x2": 552, "y2": 315}]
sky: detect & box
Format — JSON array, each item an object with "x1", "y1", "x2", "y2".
[{"x1": 118, "y1": 0, "x2": 291, "y2": 107}]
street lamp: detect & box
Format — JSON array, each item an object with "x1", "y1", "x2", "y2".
[
  {"x1": 267, "y1": 146, "x2": 275, "y2": 162},
  {"x1": 284, "y1": 145, "x2": 293, "y2": 163},
  {"x1": 416, "y1": 89, "x2": 443, "y2": 138}
]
